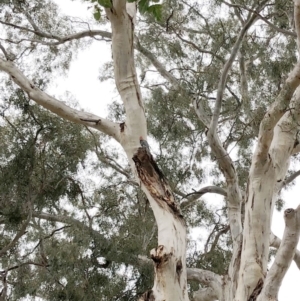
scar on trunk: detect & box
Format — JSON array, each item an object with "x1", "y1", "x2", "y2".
[
  {"x1": 176, "y1": 258, "x2": 183, "y2": 280},
  {"x1": 150, "y1": 245, "x2": 172, "y2": 268},
  {"x1": 119, "y1": 122, "x2": 125, "y2": 132},
  {"x1": 132, "y1": 147, "x2": 183, "y2": 219}
]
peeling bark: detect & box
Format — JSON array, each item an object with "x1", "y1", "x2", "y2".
[{"x1": 133, "y1": 148, "x2": 188, "y2": 300}]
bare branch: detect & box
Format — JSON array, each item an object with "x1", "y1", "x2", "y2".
[
  {"x1": 238, "y1": 50, "x2": 249, "y2": 103},
  {"x1": 253, "y1": 0, "x2": 300, "y2": 158},
  {"x1": 175, "y1": 34, "x2": 225, "y2": 63},
  {"x1": 0, "y1": 261, "x2": 48, "y2": 274},
  {"x1": 85, "y1": 126, "x2": 133, "y2": 179},
  {"x1": 270, "y1": 232, "x2": 300, "y2": 269},
  {"x1": 180, "y1": 186, "x2": 227, "y2": 208},
  {"x1": 258, "y1": 206, "x2": 300, "y2": 300},
  {"x1": 193, "y1": 97, "x2": 211, "y2": 127},
  {"x1": 0, "y1": 19, "x2": 112, "y2": 45},
  {"x1": 193, "y1": 287, "x2": 218, "y2": 301},
  {"x1": 255, "y1": 63, "x2": 300, "y2": 161},
  {"x1": 209, "y1": 11, "x2": 259, "y2": 132},
  {"x1": 256, "y1": 14, "x2": 296, "y2": 37},
  {"x1": 279, "y1": 170, "x2": 300, "y2": 190},
  {"x1": 0, "y1": 58, "x2": 120, "y2": 141},
  {"x1": 221, "y1": 0, "x2": 296, "y2": 37},
  {"x1": 135, "y1": 38, "x2": 179, "y2": 87},
  {"x1": 206, "y1": 225, "x2": 230, "y2": 255},
  {"x1": 0, "y1": 43, "x2": 10, "y2": 61},
  {"x1": 32, "y1": 212, "x2": 97, "y2": 236},
  {"x1": 187, "y1": 268, "x2": 222, "y2": 299}
]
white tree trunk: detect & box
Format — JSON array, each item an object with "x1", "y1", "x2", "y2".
[{"x1": 105, "y1": 2, "x2": 189, "y2": 300}]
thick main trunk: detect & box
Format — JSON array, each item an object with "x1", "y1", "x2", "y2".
[
  {"x1": 133, "y1": 149, "x2": 188, "y2": 301},
  {"x1": 106, "y1": 2, "x2": 189, "y2": 300}
]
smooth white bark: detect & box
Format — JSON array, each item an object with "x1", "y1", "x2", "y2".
[
  {"x1": 106, "y1": 2, "x2": 188, "y2": 300},
  {"x1": 187, "y1": 268, "x2": 222, "y2": 300},
  {"x1": 270, "y1": 233, "x2": 300, "y2": 269},
  {"x1": 0, "y1": 59, "x2": 120, "y2": 140},
  {"x1": 193, "y1": 287, "x2": 218, "y2": 301},
  {"x1": 236, "y1": 83, "x2": 300, "y2": 300},
  {"x1": 257, "y1": 206, "x2": 300, "y2": 301}
]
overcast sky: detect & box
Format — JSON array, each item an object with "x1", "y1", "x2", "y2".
[{"x1": 52, "y1": 1, "x2": 300, "y2": 300}]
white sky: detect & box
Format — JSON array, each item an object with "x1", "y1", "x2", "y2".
[{"x1": 50, "y1": 1, "x2": 300, "y2": 300}]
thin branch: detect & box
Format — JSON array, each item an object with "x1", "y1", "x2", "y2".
[
  {"x1": 0, "y1": 19, "x2": 112, "y2": 45},
  {"x1": 175, "y1": 34, "x2": 225, "y2": 63},
  {"x1": 279, "y1": 170, "x2": 300, "y2": 190},
  {"x1": 256, "y1": 14, "x2": 296, "y2": 37},
  {"x1": 221, "y1": 0, "x2": 296, "y2": 37},
  {"x1": 206, "y1": 225, "x2": 230, "y2": 255},
  {"x1": 238, "y1": 50, "x2": 249, "y2": 103},
  {"x1": 258, "y1": 206, "x2": 300, "y2": 300},
  {"x1": 85, "y1": 126, "x2": 132, "y2": 179},
  {"x1": 0, "y1": 43, "x2": 10, "y2": 61},
  {"x1": 135, "y1": 38, "x2": 179, "y2": 87},
  {"x1": 0, "y1": 58, "x2": 120, "y2": 141},
  {"x1": 180, "y1": 186, "x2": 227, "y2": 208},
  {"x1": 1, "y1": 261, "x2": 49, "y2": 274},
  {"x1": 209, "y1": 10, "x2": 259, "y2": 133}
]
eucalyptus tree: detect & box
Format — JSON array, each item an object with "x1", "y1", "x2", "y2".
[{"x1": 0, "y1": 0, "x2": 300, "y2": 300}]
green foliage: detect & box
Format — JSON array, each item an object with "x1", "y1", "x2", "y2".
[
  {"x1": 0, "y1": 0, "x2": 298, "y2": 299},
  {"x1": 85, "y1": 0, "x2": 162, "y2": 21}
]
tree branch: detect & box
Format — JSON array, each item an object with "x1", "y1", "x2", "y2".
[
  {"x1": 0, "y1": 18, "x2": 112, "y2": 44},
  {"x1": 135, "y1": 38, "x2": 179, "y2": 87},
  {"x1": 238, "y1": 50, "x2": 249, "y2": 103},
  {"x1": 174, "y1": 34, "x2": 225, "y2": 63},
  {"x1": 270, "y1": 232, "x2": 300, "y2": 270},
  {"x1": 221, "y1": 0, "x2": 296, "y2": 37},
  {"x1": 0, "y1": 58, "x2": 120, "y2": 140},
  {"x1": 85, "y1": 126, "x2": 132, "y2": 179},
  {"x1": 256, "y1": 65, "x2": 300, "y2": 161},
  {"x1": 2, "y1": 31, "x2": 112, "y2": 46},
  {"x1": 255, "y1": 1, "x2": 300, "y2": 161},
  {"x1": 258, "y1": 206, "x2": 300, "y2": 300},
  {"x1": 187, "y1": 268, "x2": 222, "y2": 299},
  {"x1": 193, "y1": 287, "x2": 218, "y2": 301},
  {"x1": 279, "y1": 170, "x2": 300, "y2": 190},
  {"x1": 209, "y1": 8, "x2": 260, "y2": 133},
  {"x1": 0, "y1": 43, "x2": 10, "y2": 61},
  {"x1": 180, "y1": 186, "x2": 227, "y2": 208}
]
